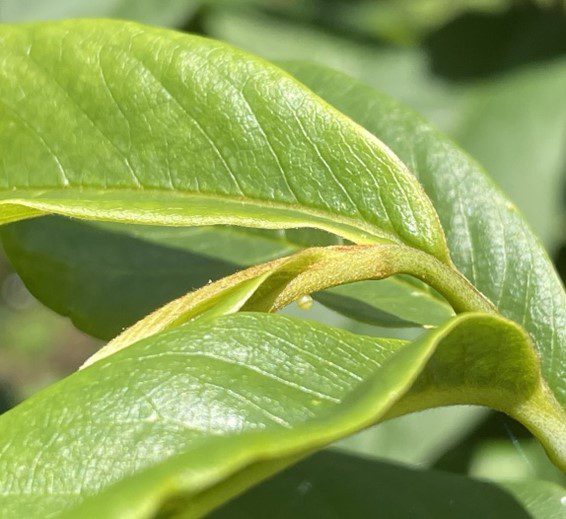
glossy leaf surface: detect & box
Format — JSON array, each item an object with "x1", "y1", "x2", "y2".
[
  {"x1": 0, "y1": 311, "x2": 558, "y2": 518},
  {"x1": 0, "y1": 313, "x2": 425, "y2": 517},
  {"x1": 280, "y1": 61, "x2": 566, "y2": 410},
  {"x1": 0, "y1": 20, "x2": 448, "y2": 262}
]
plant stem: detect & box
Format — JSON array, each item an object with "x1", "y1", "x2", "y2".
[{"x1": 267, "y1": 244, "x2": 497, "y2": 316}]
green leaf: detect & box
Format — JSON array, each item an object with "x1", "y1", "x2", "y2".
[
  {"x1": 279, "y1": 61, "x2": 566, "y2": 413},
  {"x1": 208, "y1": 7, "x2": 566, "y2": 253},
  {"x1": 0, "y1": 311, "x2": 559, "y2": 517},
  {"x1": 0, "y1": 313, "x2": 431, "y2": 518},
  {"x1": 0, "y1": 217, "x2": 261, "y2": 339},
  {"x1": 213, "y1": 451, "x2": 565, "y2": 519},
  {"x1": 317, "y1": 278, "x2": 453, "y2": 329},
  {"x1": 1, "y1": 216, "x2": 453, "y2": 338},
  {"x1": 0, "y1": 19, "x2": 449, "y2": 263}
]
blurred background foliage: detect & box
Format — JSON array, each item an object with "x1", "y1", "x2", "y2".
[{"x1": 0, "y1": 0, "x2": 564, "y2": 493}]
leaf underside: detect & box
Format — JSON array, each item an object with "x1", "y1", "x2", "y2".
[{"x1": 1, "y1": 217, "x2": 452, "y2": 339}]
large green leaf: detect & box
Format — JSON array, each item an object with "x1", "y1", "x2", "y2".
[
  {"x1": 0, "y1": 313, "x2": 429, "y2": 518},
  {"x1": 0, "y1": 311, "x2": 559, "y2": 517},
  {"x1": 207, "y1": 7, "x2": 566, "y2": 253},
  {"x1": 279, "y1": 62, "x2": 566, "y2": 412},
  {"x1": 213, "y1": 450, "x2": 565, "y2": 519},
  {"x1": 0, "y1": 217, "x2": 271, "y2": 339},
  {"x1": 0, "y1": 18, "x2": 471, "y2": 340},
  {"x1": 0, "y1": 20, "x2": 449, "y2": 263}
]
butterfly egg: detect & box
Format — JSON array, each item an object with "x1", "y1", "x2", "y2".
[{"x1": 297, "y1": 294, "x2": 313, "y2": 310}]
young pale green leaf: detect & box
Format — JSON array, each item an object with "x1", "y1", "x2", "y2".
[
  {"x1": 0, "y1": 311, "x2": 559, "y2": 518},
  {"x1": 212, "y1": 451, "x2": 565, "y2": 519},
  {"x1": 1, "y1": 217, "x2": 451, "y2": 339},
  {"x1": 279, "y1": 61, "x2": 566, "y2": 412},
  {"x1": 84, "y1": 244, "x2": 491, "y2": 368},
  {"x1": 0, "y1": 19, "x2": 449, "y2": 263}
]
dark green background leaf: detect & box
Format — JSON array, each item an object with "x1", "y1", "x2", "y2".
[
  {"x1": 214, "y1": 450, "x2": 564, "y2": 519},
  {"x1": 1, "y1": 217, "x2": 452, "y2": 339}
]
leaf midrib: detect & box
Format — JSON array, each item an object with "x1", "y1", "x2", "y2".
[
  {"x1": 4, "y1": 186, "x2": 456, "y2": 310},
  {"x1": 0, "y1": 186, "x2": 404, "y2": 245}
]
